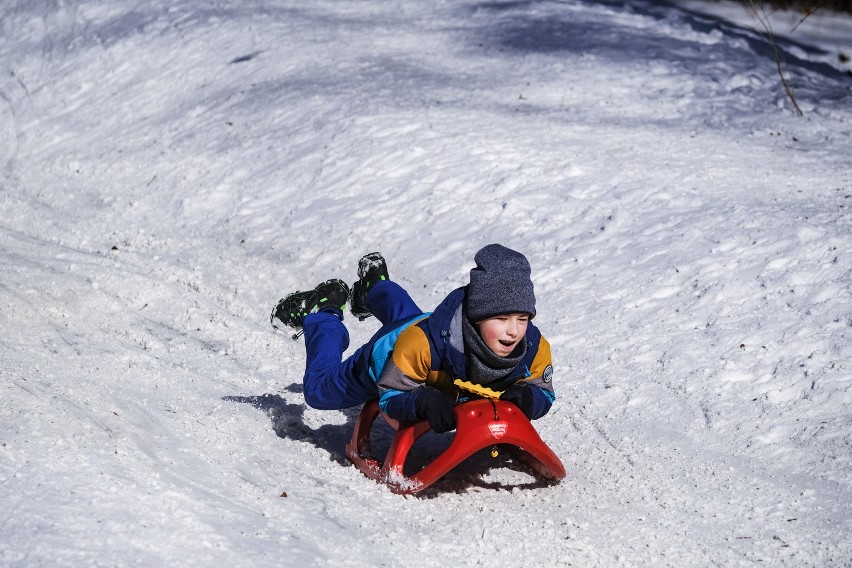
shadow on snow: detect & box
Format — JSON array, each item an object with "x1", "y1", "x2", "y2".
[{"x1": 467, "y1": 0, "x2": 848, "y2": 82}]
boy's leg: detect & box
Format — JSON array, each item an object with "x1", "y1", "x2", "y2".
[
  {"x1": 299, "y1": 280, "x2": 421, "y2": 410},
  {"x1": 301, "y1": 312, "x2": 377, "y2": 410},
  {"x1": 366, "y1": 280, "x2": 422, "y2": 327}
]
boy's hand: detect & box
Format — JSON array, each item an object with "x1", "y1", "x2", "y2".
[
  {"x1": 415, "y1": 387, "x2": 456, "y2": 433},
  {"x1": 500, "y1": 383, "x2": 535, "y2": 419}
]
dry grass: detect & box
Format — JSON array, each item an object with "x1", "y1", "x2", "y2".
[{"x1": 740, "y1": 0, "x2": 852, "y2": 12}]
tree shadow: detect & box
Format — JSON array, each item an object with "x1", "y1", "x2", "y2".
[{"x1": 467, "y1": 0, "x2": 847, "y2": 81}]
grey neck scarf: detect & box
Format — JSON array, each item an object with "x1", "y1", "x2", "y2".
[{"x1": 462, "y1": 314, "x2": 526, "y2": 387}]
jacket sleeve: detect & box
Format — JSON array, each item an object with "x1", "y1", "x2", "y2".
[
  {"x1": 380, "y1": 388, "x2": 422, "y2": 422},
  {"x1": 377, "y1": 325, "x2": 432, "y2": 421},
  {"x1": 524, "y1": 336, "x2": 556, "y2": 419},
  {"x1": 526, "y1": 385, "x2": 554, "y2": 420}
]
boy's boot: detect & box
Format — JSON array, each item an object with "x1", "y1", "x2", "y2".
[
  {"x1": 350, "y1": 252, "x2": 389, "y2": 321},
  {"x1": 271, "y1": 278, "x2": 350, "y2": 331}
]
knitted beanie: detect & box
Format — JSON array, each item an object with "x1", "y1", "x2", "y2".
[{"x1": 467, "y1": 244, "x2": 536, "y2": 322}]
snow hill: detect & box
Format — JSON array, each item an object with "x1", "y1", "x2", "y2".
[{"x1": 1, "y1": 0, "x2": 850, "y2": 566}]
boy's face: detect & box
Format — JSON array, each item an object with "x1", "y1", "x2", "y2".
[{"x1": 476, "y1": 313, "x2": 529, "y2": 357}]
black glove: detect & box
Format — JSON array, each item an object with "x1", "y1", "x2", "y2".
[
  {"x1": 500, "y1": 383, "x2": 535, "y2": 419},
  {"x1": 414, "y1": 387, "x2": 457, "y2": 433}
]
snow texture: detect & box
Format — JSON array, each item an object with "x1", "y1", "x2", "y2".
[{"x1": 1, "y1": 0, "x2": 850, "y2": 566}]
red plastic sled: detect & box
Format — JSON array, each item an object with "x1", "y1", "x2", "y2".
[{"x1": 345, "y1": 398, "x2": 566, "y2": 494}]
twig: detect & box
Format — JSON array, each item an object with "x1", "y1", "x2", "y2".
[
  {"x1": 746, "y1": 0, "x2": 804, "y2": 116},
  {"x1": 791, "y1": 7, "x2": 818, "y2": 33}
]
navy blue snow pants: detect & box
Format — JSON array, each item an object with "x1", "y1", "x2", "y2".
[{"x1": 301, "y1": 280, "x2": 423, "y2": 410}]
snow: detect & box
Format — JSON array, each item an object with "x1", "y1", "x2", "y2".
[{"x1": 1, "y1": 0, "x2": 850, "y2": 565}]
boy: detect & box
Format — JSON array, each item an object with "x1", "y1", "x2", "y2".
[{"x1": 271, "y1": 245, "x2": 555, "y2": 433}]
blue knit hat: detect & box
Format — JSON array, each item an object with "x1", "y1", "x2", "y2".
[{"x1": 467, "y1": 244, "x2": 536, "y2": 322}]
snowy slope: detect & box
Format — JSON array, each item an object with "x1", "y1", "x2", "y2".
[{"x1": 1, "y1": 0, "x2": 850, "y2": 566}]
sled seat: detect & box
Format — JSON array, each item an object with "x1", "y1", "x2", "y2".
[{"x1": 344, "y1": 398, "x2": 566, "y2": 494}]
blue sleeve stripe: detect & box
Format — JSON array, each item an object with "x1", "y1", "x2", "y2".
[
  {"x1": 378, "y1": 389, "x2": 404, "y2": 413},
  {"x1": 379, "y1": 388, "x2": 421, "y2": 422},
  {"x1": 368, "y1": 313, "x2": 431, "y2": 383}
]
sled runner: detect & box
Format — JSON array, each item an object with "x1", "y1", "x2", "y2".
[{"x1": 345, "y1": 398, "x2": 566, "y2": 494}]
